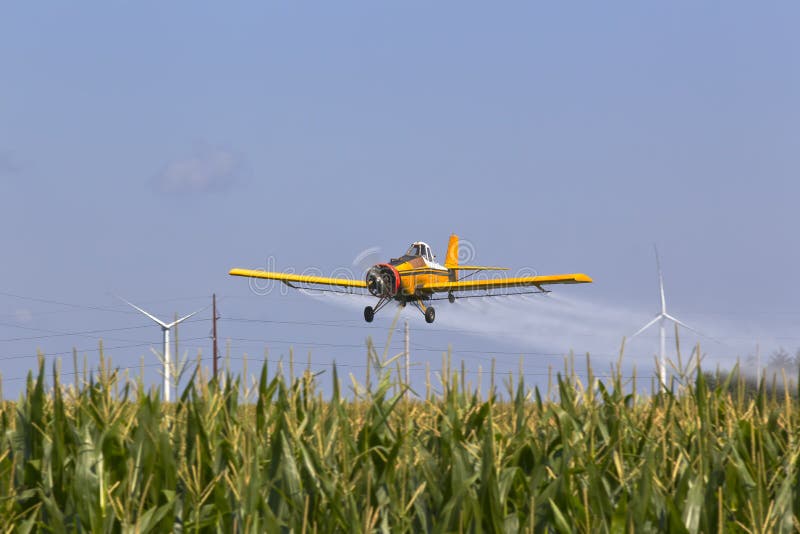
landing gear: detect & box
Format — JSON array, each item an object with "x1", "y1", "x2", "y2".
[
  {"x1": 363, "y1": 297, "x2": 391, "y2": 322},
  {"x1": 425, "y1": 307, "x2": 436, "y2": 323},
  {"x1": 448, "y1": 292, "x2": 455, "y2": 304},
  {"x1": 412, "y1": 298, "x2": 436, "y2": 324},
  {"x1": 366, "y1": 295, "x2": 437, "y2": 324}
]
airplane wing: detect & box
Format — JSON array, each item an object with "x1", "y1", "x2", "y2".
[
  {"x1": 422, "y1": 273, "x2": 592, "y2": 293},
  {"x1": 229, "y1": 268, "x2": 367, "y2": 289},
  {"x1": 454, "y1": 265, "x2": 509, "y2": 271}
]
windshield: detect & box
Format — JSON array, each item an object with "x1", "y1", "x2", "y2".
[
  {"x1": 406, "y1": 244, "x2": 422, "y2": 257},
  {"x1": 405, "y1": 243, "x2": 434, "y2": 261}
]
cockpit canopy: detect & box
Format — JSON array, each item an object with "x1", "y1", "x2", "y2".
[{"x1": 406, "y1": 242, "x2": 434, "y2": 262}]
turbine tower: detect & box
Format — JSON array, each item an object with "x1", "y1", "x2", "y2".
[
  {"x1": 121, "y1": 298, "x2": 203, "y2": 402},
  {"x1": 632, "y1": 246, "x2": 700, "y2": 389}
]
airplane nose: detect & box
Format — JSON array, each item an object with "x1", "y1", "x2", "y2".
[{"x1": 365, "y1": 264, "x2": 400, "y2": 298}]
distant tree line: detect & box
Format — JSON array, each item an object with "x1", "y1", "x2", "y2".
[
  {"x1": 746, "y1": 347, "x2": 800, "y2": 374},
  {"x1": 701, "y1": 347, "x2": 800, "y2": 402}
]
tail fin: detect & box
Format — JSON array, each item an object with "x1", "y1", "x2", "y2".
[{"x1": 445, "y1": 234, "x2": 459, "y2": 281}]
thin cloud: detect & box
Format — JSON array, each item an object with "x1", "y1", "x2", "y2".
[{"x1": 155, "y1": 146, "x2": 244, "y2": 194}]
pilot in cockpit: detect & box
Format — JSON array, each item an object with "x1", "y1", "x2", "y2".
[{"x1": 407, "y1": 243, "x2": 435, "y2": 263}]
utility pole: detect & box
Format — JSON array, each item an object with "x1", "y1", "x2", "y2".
[
  {"x1": 212, "y1": 293, "x2": 219, "y2": 379},
  {"x1": 404, "y1": 320, "x2": 410, "y2": 397}
]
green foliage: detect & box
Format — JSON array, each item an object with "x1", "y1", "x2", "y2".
[{"x1": 0, "y1": 348, "x2": 799, "y2": 533}]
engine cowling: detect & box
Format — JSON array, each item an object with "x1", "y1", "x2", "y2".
[{"x1": 365, "y1": 264, "x2": 401, "y2": 298}]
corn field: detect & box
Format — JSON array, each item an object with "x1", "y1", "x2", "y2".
[{"x1": 0, "y1": 340, "x2": 799, "y2": 533}]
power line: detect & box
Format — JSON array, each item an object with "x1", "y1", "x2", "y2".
[
  {"x1": 0, "y1": 318, "x2": 210, "y2": 343},
  {"x1": 0, "y1": 337, "x2": 210, "y2": 362},
  {"x1": 0, "y1": 291, "x2": 215, "y2": 321},
  {"x1": 223, "y1": 317, "x2": 366, "y2": 328},
  {"x1": 0, "y1": 291, "x2": 138, "y2": 314},
  {"x1": 220, "y1": 335, "x2": 614, "y2": 361},
  {"x1": 221, "y1": 315, "x2": 800, "y2": 343},
  {"x1": 212, "y1": 293, "x2": 219, "y2": 378},
  {"x1": 0, "y1": 356, "x2": 648, "y2": 385},
  {"x1": 226, "y1": 337, "x2": 367, "y2": 350}
]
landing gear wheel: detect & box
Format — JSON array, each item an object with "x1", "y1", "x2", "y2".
[
  {"x1": 364, "y1": 306, "x2": 375, "y2": 323},
  {"x1": 425, "y1": 306, "x2": 436, "y2": 324},
  {"x1": 448, "y1": 292, "x2": 455, "y2": 304}
]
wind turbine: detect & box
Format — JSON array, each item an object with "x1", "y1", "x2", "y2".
[
  {"x1": 120, "y1": 298, "x2": 203, "y2": 402},
  {"x1": 632, "y1": 246, "x2": 701, "y2": 389}
]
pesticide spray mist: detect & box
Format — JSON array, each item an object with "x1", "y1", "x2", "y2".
[{"x1": 310, "y1": 287, "x2": 792, "y2": 387}]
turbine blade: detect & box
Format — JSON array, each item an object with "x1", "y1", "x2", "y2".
[
  {"x1": 632, "y1": 315, "x2": 661, "y2": 338},
  {"x1": 118, "y1": 296, "x2": 168, "y2": 328},
  {"x1": 654, "y1": 245, "x2": 666, "y2": 314},
  {"x1": 663, "y1": 313, "x2": 701, "y2": 335},
  {"x1": 168, "y1": 306, "x2": 207, "y2": 328},
  {"x1": 664, "y1": 313, "x2": 728, "y2": 347}
]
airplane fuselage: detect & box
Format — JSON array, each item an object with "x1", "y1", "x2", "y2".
[
  {"x1": 366, "y1": 256, "x2": 452, "y2": 302},
  {"x1": 364, "y1": 240, "x2": 453, "y2": 304},
  {"x1": 394, "y1": 256, "x2": 451, "y2": 299}
]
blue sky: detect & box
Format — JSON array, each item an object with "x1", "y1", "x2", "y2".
[{"x1": 1, "y1": 2, "x2": 798, "y2": 397}]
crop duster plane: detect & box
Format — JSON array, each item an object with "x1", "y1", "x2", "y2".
[{"x1": 229, "y1": 234, "x2": 592, "y2": 324}]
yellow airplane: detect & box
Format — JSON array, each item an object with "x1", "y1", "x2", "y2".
[{"x1": 229, "y1": 234, "x2": 592, "y2": 324}]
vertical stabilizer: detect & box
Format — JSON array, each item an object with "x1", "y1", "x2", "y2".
[{"x1": 445, "y1": 234, "x2": 459, "y2": 281}]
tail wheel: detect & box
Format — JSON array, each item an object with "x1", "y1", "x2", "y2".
[
  {"x1": 425, "y1": 306, "x2": 435, "y2": 324},
  {"x1": 448, "y1": 292, "x2": 455, "y2": 304},
  {"x1": 364, "y1": 306, "x2": 375, "y2": 323}
]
